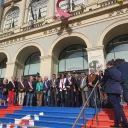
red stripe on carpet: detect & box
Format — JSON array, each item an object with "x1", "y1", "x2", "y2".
[{"x1": 0, "y1": 106, "x2": 22, "y2": 118}]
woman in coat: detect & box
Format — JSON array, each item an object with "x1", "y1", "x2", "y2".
[
  {"x1": 36, "y1": 77, "x2": 44, "y2": 106},
  {"x1": 101, "y1": 60, "x2": 128, "y2": 127}
]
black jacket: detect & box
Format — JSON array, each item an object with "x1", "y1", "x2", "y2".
[
  {"x1": 18, "y1": 81, "x2": 27, "y2": 92},
  {"x1": 8, "y1": 81, "x2": 18, "y2": 91}
]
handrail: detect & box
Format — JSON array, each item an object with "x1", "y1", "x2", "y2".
[{"x1": 72, "y1": 80, "x2": 99, "y2": 128}]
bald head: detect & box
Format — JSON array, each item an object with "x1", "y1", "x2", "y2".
[
  {"x1": 90, "y1": 68, "x2": 95, "y2": 74},
  {"x1": 44, "y1": 76, "x2": 48, "y2": 81}
]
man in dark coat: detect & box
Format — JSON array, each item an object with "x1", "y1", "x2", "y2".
[
  {"x1": 101, "y1": 60, "x2": 128, "y2": 127},
  {"x1": 115, "y1": 59, "x2": 128, "y2": 106},
  {"x1": 66, "y1": 72, "x2": 76, "y2": 107},
  {"x1": 26, "y1": 76, "x2": 36, "y2": 106}
]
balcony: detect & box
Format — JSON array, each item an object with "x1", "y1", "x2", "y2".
[{"x1": 0, "y1": 0, "x2": 128, "y2": 41}]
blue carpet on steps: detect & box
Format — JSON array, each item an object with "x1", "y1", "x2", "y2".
[{"x1": 0, "y1": 107, "x2": 102, "y2": 128}]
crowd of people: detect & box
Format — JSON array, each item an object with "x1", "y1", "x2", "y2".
[
  {"x1": 0, "y1": 69, "x2": 103, "y2": 107},
  {"x1": 0, "y1": 58, "x2": 128, "y2": 127}
]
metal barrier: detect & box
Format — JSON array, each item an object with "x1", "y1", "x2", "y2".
[{"x1": 72, "y1": 81, "x2": 99, "y2": 128}]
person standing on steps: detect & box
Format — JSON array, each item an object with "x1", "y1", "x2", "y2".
[
  {"x1": 74, "y1": 73, "x2": 81, "y2": 107},
  {"x1": 18, "y1": 76, "x2": 27, "y2": 106},
  {"x1": 66, "y1": 72, "x2": 76, "y2": 107},
  {"x1": 59, "y1": 74, "x2": 67, "y2": 107},
  {"x1": 101, "y1": 60, "x2": 128, "y2": 128},
  {"x1": 115, "y1": 59, "x2": 128, "y2": 108},
  {"x1": 88, "y1": 69, "x2": 99, "y2": 108},
  {"x1": 26, "y1": 76, "x2": 35, "y2": 106},
  {"x1": 80, "y1": 72, "x2": 89, "y2": 107},
  {"x1": 50, "y1": 74, "x2": 58, "y2": 107},
  {"x1": 8, "y1": 76, "x2": 17, "y2": 106},
  {"x1": 2, "y1": 78, "x2": 9, "y2": 106},
  {"x1": 36, "y1": 76, "x2": 44, "y2": 106},
  {"x1": 43, "y1": 76, "x2": 51, "y2": 107}
]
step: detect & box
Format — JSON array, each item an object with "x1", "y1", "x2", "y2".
[
  {"x1": 0, "y1": 117, "x2": 82, "y2": 128},
  {"x1": 4, "y1": 112, "x2": 95, "y2": 119},
  {"x1": 0, "y1": 123, "x2": 50, "y2": 128},
  {"x1": 13, "y1": 110, "x2": 97, "y2": 117},
  {"x1": 87, "y1": 119, "x2": 114, "y2": 126},
  {"x1": 4, "y1": 114, "x2": 94, "y2": 124}
]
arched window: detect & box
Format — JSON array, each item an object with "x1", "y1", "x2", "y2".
[
  {"x1": 4, "y1": 7, "x2": 19, "y2": 29},
  {"x1": 24, "y1": 52, "x2": 40, "y2": 76},
  {"x1": 28, "y1": 0, "x2": 48, "y2": 22},
  {"x1": 0, "y1": 58, "x2": 7, "y2": 79},
  {"x1": 106, "y1": 35, "x2": 128, "y2": 62},
  {"x1": 59, "y1": 44, "x2": 88, "y2": 73}
]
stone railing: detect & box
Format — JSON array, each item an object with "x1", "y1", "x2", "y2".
[
  {"x1": 20, "y1": 18, "x2": 46, "y2": 32},
  {"x1": 0, "y1": 31, "x2": 14, "y2": 38}
]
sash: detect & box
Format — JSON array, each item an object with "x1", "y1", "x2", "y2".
[
  {"x1": 61, "y1": 79, "x2": 64, "y2": 88},
  {"x1": 11, "y1": 81, "x2": 15, "y2": 88},
  {"x1": 52, "y1": 79, "x2": 56, "y2": 87},
  {"x1": 20, "y1": 82, "x2": 25, "y2": 88},
  {"x1": 28, "y1": 82, "x2": 33, "y2": 90},
  {"x1": 68, "y1": 77, "x2": 72, "y2": 84},
  {"x1": 44, "y1": 81, "x2": 48, "y2": 89}
]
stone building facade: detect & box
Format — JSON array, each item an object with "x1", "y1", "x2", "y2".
[{"x1": 0, "y1": 0, "x2": 128, "y2": 80}]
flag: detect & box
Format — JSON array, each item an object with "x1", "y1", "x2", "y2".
[{"x1": 38, "y1": 8, "x2": 41, "y2": 19}]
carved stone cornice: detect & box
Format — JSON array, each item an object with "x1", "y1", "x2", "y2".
[
  {"x1": 86, "y1": 45, "x2": 104, "y2": 52},
  {"x1": 40, "y1": 55, "x2": 52, "y2": 61},
  {"x1": 40, "y1": 55, "x2": 59, "y2": 63},
  {"x1": 6, "y1": 60, "x2": 24, "y2": 68}
]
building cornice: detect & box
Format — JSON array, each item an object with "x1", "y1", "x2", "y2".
[
  {"x1": 0, "y1": 0, "x2": 128, "y2": 45},
  {"x1": 86, "y1": 45, "x2": 104, "y2": 52}
]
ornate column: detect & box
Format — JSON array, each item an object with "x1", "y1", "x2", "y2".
[
  {"x1": 18, "y1": 0, "x2": 26, "y2": 26},
  {"x1": 86, "y1": 46, "x2": 106, "y2": 73},
  {"x1": 46, "y1": 0, "x2": 55, "y2": 22}
]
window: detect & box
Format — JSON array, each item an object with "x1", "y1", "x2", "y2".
[
  {"x1": 0, "y1": 58, "x2": 7, "y2": 79},
  {"x1": 106, "y1": 35, "x2": 128, "y2": 62},
  {"x1": 28, "y1": 0, "x2": 48, "y2": 22},
  {"x1": 4, "y1": 8, "x2": 19, "y2": 29},
  {"x1": 60, "y1": 0, "x2": 85, "y2": 11},
  {"x1": 24, "y1": 52, "x2": 40, "y2": 76},
  {"x1": 59, "y1": 44, "x2": 88, "y2": 73}
]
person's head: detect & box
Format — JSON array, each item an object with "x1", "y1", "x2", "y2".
[
  {"x1": 11, "y1": 76, "x2": 16, "y2": 81},
  {"x1": 44, "y1": 76, "x2": 48, "y2": 81},
  {"x1": 29, "y1": 76, "x2": 34, "y2": 82},
  {"x1": 57, "y1": 74, "x2": 61, "y2": 78},
  {"x1": 90, "y1": 68, "x2": 95, "y2": 74},
  {"x1": 3, "y1": 78, "x2": 8, "y2": 84},
  {"x1": 81, "y1": 72, "x2": 86, "y2": 78},
  {"x1": 107, "y1": 60, "x2": 115, "y2": 68},
  {"x1": 52, "y1": 74, "x2": 56, "y2": 79},
  {"x1": 99, "y1": 71, "x2": 103, "y2": 76},
  {"x1": 21, "y1": 76, "x2": 25, "y2": 81},
  {"x1": 74, "y1": 73, "x2": 79, "y2": 79},
  {"x1": 61, "y1": 74, "x2": 66, "y2": 79},
  {"x1": 38, "y1": 77, "x2": 42, "y2": 82},
  {"x1": 68, "y1": 72, "x2": 72, "y2": 77},
  {"x1": 114, "y1": 58, "x2": 125, "y2": 66},
  {"x1": 35, "y1": 76, "x2": 40, "y2": 81}
]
